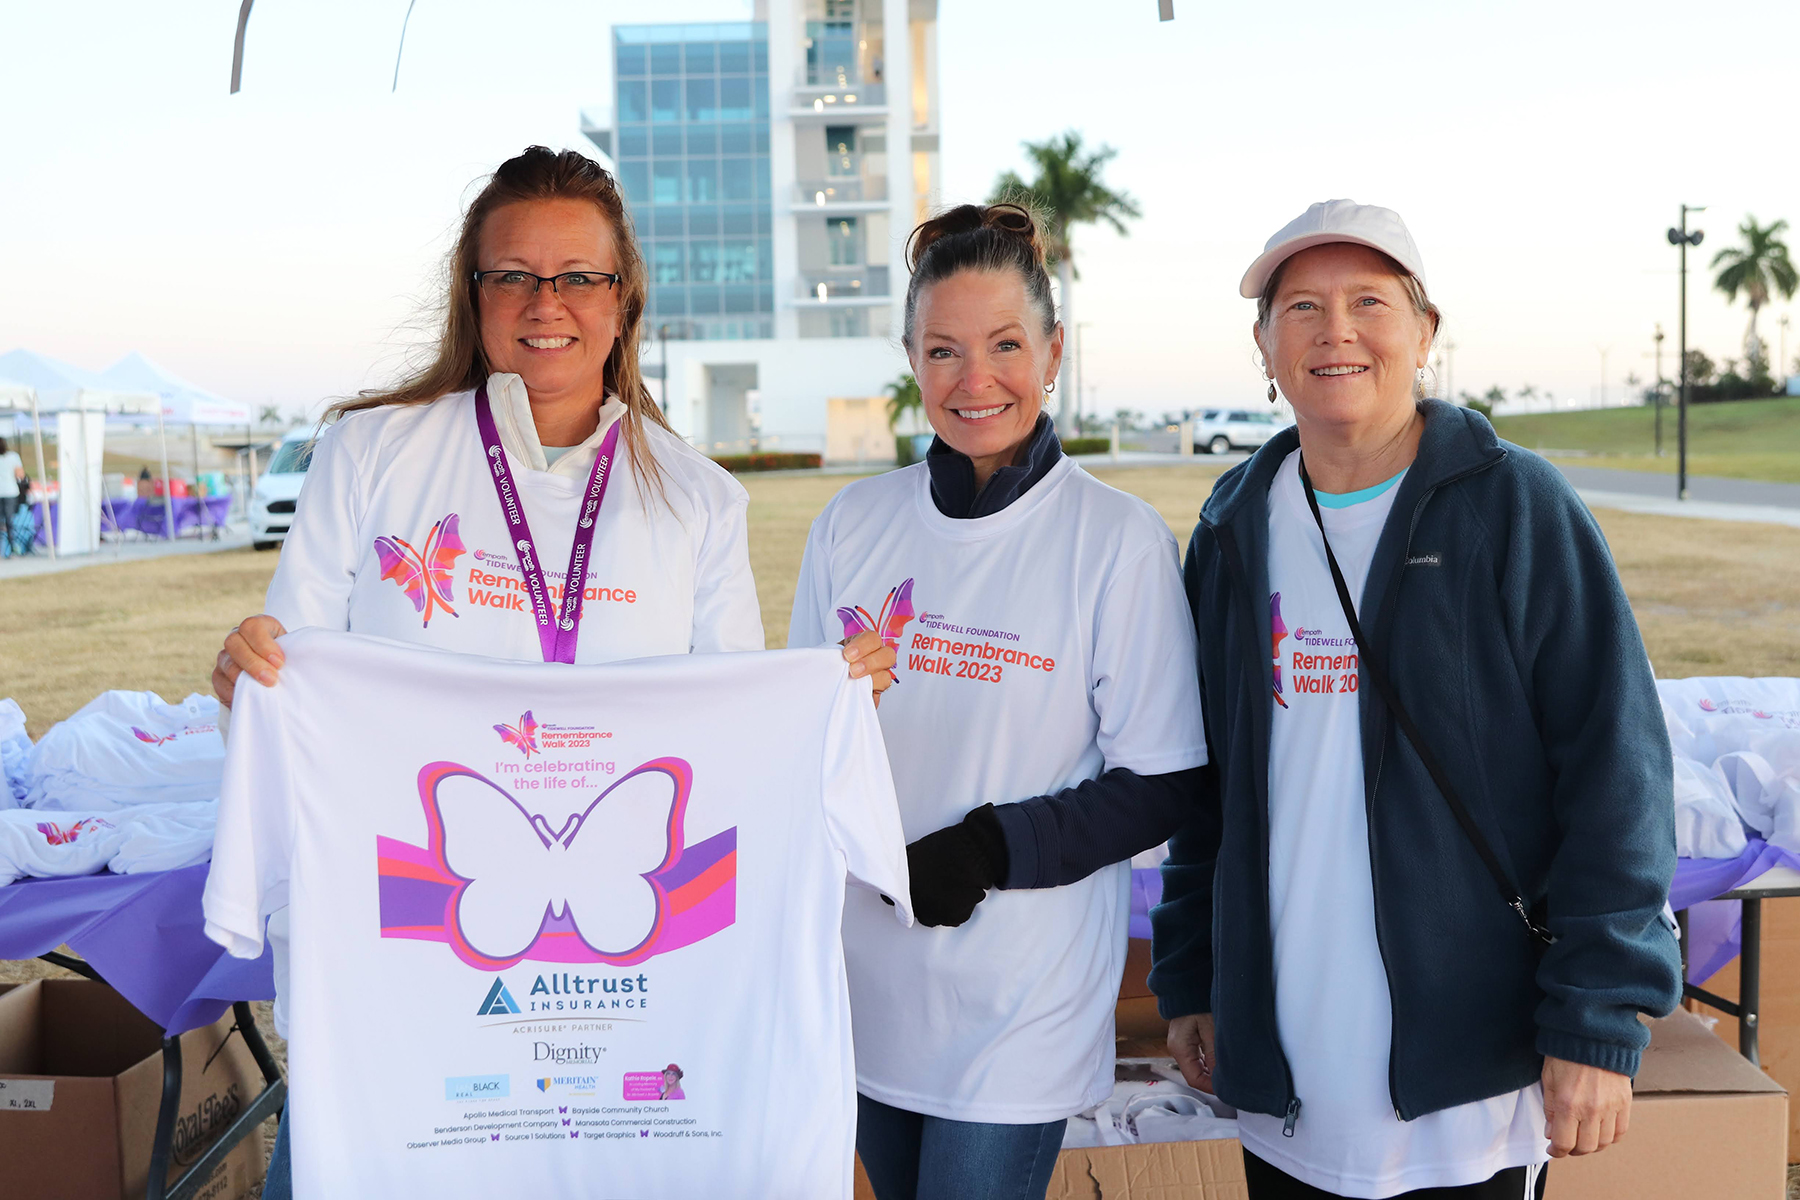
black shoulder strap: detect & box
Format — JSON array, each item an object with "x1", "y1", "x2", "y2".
[{"x1": 1296, "y1": 454, "x2": 1552, "y2": 946}]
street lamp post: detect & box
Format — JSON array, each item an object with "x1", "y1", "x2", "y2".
[
  {"x1": 1075, "y1": 322, "x2": 1094, "y2": 436},
  {"x1": 1667, "y1": 205, "x2": 1706, "y2": 500},
  {"x1": 1653, "y1": 324, "x2": 1665, "y2": 457}
]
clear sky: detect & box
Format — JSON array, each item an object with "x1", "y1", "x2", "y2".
[{"x1": 1, "y1": 0, "x2": 1795, "y2": 419}]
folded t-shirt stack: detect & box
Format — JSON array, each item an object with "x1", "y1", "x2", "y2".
[
  {"x1": 20, "y1": 690, "x2": 224, "y2": 811},
  {"x1": 0, "y1": 690, "x2": 225, "y2": 887},
  {"x1": 1660, "y1": 678, "x2": 1800, "y2": 860},
  {"x1": 1063, "y1": 1060, "x2": 1240, "y2": 1148}
]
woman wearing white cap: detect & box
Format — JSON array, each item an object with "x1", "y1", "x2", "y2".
[{"x1": 1149, "y1": 200, "x2": 1681, "y2": 1199}]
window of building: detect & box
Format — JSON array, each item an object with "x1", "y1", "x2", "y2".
[
  {"x1": 652, "y1": 243, "x2": 684, "y2": 284},
  {"x1": 685, "y1": 78, "x2": 716, "y2": 122},
  {"x1": 618, "y1": 161, "x2": 649, "y2": 205},
  {"x1": 649, "y1": 43, "x2": 681, "y2": 75},
  {"x1": 718, "y1": 41, "x2": 750, "y2": 73},
  {"x1": 690, "y1": 242, "x2": 721, "y2": 283},
  {"x1": 690, "y1": 287, "x2": 721, "y2": 315},
  {"x1": 618, "y1": 126, "x2": 647, "y2": 157},
  {"x1": 651, "y1": 79, "x2": 682, "y2": 122},
  {"x1": 825, "y1": 126, "x2": 857, "y2": 176},
  {"x1": 719, "y1": 123, "x2": 753, "y2": 155},
  {"x1": 721, "y1": 241, "x2": 758, "y2": 282},
  {"x1": 616, "y1": 44, "x2": 646, "y2": 76},
  {"x1": 652, "y1": 162, "x2": 681, "y2": 205},
  {"x1": 828, "y1": 218, "x2": 860, "y2": 266},
  {"x1": 652, "y1": 126, "x2": 682, "y2": 156},
  {"x1": 720, "y1": 158, "x2": 754, "y2": 202},
  {"x1": 652, "y1": 286, "x2": 686, "y2": 316},
  {"x1": 830, "y1": 309, "x2": 869, "y2": 338},
  {"x1": 688, "y1": 206, "x2": 719, "y2": 236},
  {"x1": 724, "y1": 285, "x2": 757, "y2": 314},
  {"x1": 721, "y1": 205, "x2": 755, "y2": 235},
  {"x1": 617, "y1": 81, "x2": 646, "y2": 123},
  {"x1": 683, "y1": 41, "x2": 714, "y2": 73},
  {"x1": 652, "y1": 207, "x2": 684, "y2": 237},
  {"x1": 686, "y1": 160, "x2": 718, "y2": 204},
  {"x1": 686, "y1": 124, "x2": 716, "y2": 156},
  {"x1": 718, "y1": 77, "x2": 752, "y2": 121}
]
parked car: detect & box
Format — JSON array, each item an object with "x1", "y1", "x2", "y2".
[
  {"x1": 250, "y1": 430, "x2": 313, "y2": 550},
  {"x1": 1193, "y1": 408, "x2": 1285, "y2": 454}
]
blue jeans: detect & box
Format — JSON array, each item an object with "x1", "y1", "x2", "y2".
[
  {"x1": 856, "y1": 1093, "x2": 1066, "y2": 1200},
  {"x1": 263, "y1": 1107, "x2": 291, "y2": 1200}
]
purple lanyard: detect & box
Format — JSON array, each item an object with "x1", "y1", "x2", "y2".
[{"x1": 474, "y1": 384, "x2": 623, "y2": 664}]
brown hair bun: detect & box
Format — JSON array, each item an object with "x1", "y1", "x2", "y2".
[{"x1": 903, "y1": 203, "x2": 1057, "y2": 347}]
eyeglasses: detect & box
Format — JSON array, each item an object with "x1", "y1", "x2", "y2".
[{"x1": 473, "y1": 269, "x2": 623, "y2": 306}]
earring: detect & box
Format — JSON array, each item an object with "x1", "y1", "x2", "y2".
[
  {"x1": 1267, "y1": 379, "x2": 1278, "y2": 404},
  {"x1": 1044, "y1": 380, "x2": 1056, "y2": 395}
]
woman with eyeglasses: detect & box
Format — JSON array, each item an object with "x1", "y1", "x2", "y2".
[{"x1": 211, "y1": 146, "x2": 895, "y2": 1200}]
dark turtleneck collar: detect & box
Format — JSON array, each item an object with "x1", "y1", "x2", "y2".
[{"x1": 925, "y1": 412, "x2": 1063, "y2": 519}]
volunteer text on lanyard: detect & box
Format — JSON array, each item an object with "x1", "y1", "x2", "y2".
[{"x1": 474, "y1": 384, "x2": 622, "y2": 664}]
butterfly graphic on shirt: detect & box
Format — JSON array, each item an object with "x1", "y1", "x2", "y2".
[
  {"x1": 417, "y1": 759, "x2": 690, "y2": 970},
  {"x1": 837, "y1": 578, "x2": 916, "y2": 671},
  {"x1": 374, "y1": 514, "x2": 467, "y2": 628},
  {"x1": 494, "y1": 711, "x2": 541, "y2": 758},
  {"x1": 132, "y1": 726, "x2": 176, "y2": 746},
  {"x1": 37, "y1": 817, "x2": 114, "y2": 846},
  {"x1": 1269, "y1": 592, "x2": 1290, "y2": 709}
]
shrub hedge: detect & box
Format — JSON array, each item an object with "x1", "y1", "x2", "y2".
[
  {"x1": 711, "y1": 452, "x2": 823, "y2": 473},
  {"x1": 1059, "y1": 437, "x2": 1110, "y2": 456}
]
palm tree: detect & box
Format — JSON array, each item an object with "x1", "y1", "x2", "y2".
[
  {"x1": 990, "y1": 131, "x2": 1141, "y2": 435},
  {"x1": 1711, "y1": 216, "x2": 1798, "y2": 368},
  {"x1": 884, "y1": 372, "x2": 921, "y2": 431}
]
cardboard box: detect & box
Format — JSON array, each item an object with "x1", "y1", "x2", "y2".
[
  {"x1": 0, "y1": 979, "x2": 267, "y2": 1200},
  {"x1": 1685, "y1": 895, "x2": 1800, "y2": 1160},
  {"x1": 1544, "y1": 1008, "x2": 1787, "y2": 1200}
]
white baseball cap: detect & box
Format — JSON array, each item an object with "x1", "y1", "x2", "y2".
[{"x1": 1239, "y1": 199, "x2": 1427, "y2": 299}]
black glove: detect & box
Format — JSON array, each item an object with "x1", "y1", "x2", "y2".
[{"x1": 904, "y1": 804, "x2": 1010, "y2": 928}]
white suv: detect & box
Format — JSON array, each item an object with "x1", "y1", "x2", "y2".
[
  {"x1": 250, "y1": 431, "x2": 313, "y2": 550},
  {"x1": 1194, "y1": 408, "x2": 1285, "y2": 454}
]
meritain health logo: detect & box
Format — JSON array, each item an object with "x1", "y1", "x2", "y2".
[{"x1": 477, "y1": 979, "x2": 521, "y2": 1016}]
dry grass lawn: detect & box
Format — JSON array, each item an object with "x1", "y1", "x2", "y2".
[{"x1": 2, "y1": 461, "x2": 1796, "y2": 739}]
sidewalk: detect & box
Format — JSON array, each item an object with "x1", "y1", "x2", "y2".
[{"x1": 0, "y1": 527, "x2": 255, "y2": 580}]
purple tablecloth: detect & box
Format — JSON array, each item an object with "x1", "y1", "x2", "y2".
[
  {"x1": 0, "y1": 862, "x2": 274, "y2": 1035},
  {"x1": 1672, "y1": 839, "x2": 1800, "y2": 987},
  {"x1": 99, "y1": 496, "x2": 232, "y2": 539}
]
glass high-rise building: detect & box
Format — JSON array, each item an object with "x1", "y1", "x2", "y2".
[
  {"x1": 587, "y1": 0, "x2": 940, "y2": 460},
  {"x1": 613, "y1": 23, "x2": 775, "y2": 341}
]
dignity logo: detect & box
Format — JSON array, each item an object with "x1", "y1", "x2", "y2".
[{"x1": 534, "y1": 1043, "x2": 604, "y2": 1065}]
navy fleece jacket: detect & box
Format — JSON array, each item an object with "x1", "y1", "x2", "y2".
[{"x1": 1148, "y1": 400, "x2": 1681, "y2": 1123}]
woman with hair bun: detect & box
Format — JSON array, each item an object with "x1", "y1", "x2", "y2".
[
  {"x1": 211, "y1": 146, "x2": 895, "y2": 1200},
  {"x1": 790, "y1": 203, "x2": 1208, "y2": 1199}
]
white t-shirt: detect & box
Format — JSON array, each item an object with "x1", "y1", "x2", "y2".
[
  {"x1": 0, "y1": 450, "x2": 22, "y2": 499},
  {"x1": 789, "y1": 457, "x2": 1208, "y2": 1123},
  {"x1": 23, "y1": 691, "x2": 223, "y2": 810},
  {"x1": 1237, "y1": 452, "x2": 1548, "y2": 1197},
  {"x1": 258, "y1": 373, "x2": 765, "y2": 1033},
  {"x1": 266, "y1": 372, "x2": 764, "y2": 660},
  {"x1": 203, "y1": 630, "x2": 911, "y2": 1200}
]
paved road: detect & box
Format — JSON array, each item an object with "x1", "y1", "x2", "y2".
[
  {"x1": 0, "y1": 527, "x2": 254, "y2": 580},
  {"x1": 1551, "y1": 464, "x2": 1800, "y2": 509}
]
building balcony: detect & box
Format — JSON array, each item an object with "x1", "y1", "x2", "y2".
[
  {"x1": 793, "y1": 177, "x2": 888, "y2": 208},
  {"x1": 788, "y1": 82, "x2": 887, "y2": 121},
  {"x1": 794, "y1": 268, "x2": 891, "y2": 305}
]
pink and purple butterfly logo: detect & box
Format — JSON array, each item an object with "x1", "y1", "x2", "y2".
[
  {"x1": 132, "y1": 727, "x2": 176, "y2": 747},
  {"x1": 376, "y1": 756, "x2": 737, "y2": 972},
  {"x1": 1270, "y1": 593, "x2": 1290, "y2": 709},
  {"x1": 375, "y1": 514, "x2": 467, "y2": 628},
  {"x1": 837, "y1": 578, "x2": 916, "y2": 672},
  {"x1": 37, "y1": 817, "x2": 113, "y2": 846},
  {"x1": 494, "y1": 711, "x2": 540, "y2": 758}
]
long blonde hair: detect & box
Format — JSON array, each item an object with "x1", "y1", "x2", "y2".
[{"x1": 329, "y1": 146, "x2": 669, "y2": 493}]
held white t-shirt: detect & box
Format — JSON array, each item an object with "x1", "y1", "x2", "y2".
[
  {"x1": 203, "y1": 631, "x2": 911, "y2": 1200},
  {"x1": 258, "y1": 374, "x2": 765, "y2": 1033},
  {"x1": 1237, "y1": 452, "x2": 1548, "y2": 1197},
  {"x1": 789, "y1": 458, "x2": 1208, "y2": 1123}
]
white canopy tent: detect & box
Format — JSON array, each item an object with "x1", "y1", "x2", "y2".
[
  {"x1": 101, "y1": 353, "x2": 256, "y2": 541},
  {"x1": 0, "y1": 349, "x2": 159, "y2": 557}
]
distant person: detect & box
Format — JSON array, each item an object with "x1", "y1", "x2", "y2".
[
  {"x1": 789, "y1": 204, "x2": 1207, "y2": 1200},
  {"x1": 1151, "y1": 200, "x2": 1681, "y2": 1200},
  {"x1": 210, "y1": 146, "x2": 895, "y2": 1200},
  {"x1": 136, "y1": 466, "x2": 154, "y2": 500},
  {"x1": 0, "y1": 438, "x2": 21, "y2": 556}
]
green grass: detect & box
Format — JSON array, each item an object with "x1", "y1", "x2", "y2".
[{"x1": 1489, "y1": 396, "x2": 1800, "y2": 483}]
